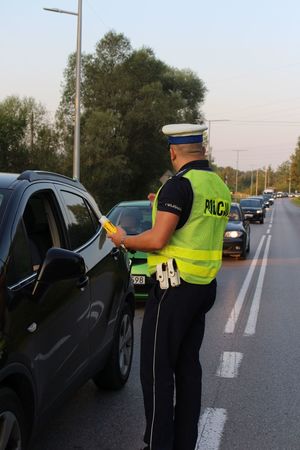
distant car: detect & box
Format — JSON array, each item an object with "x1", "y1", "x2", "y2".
[
  {"x1": 262, "y1": 194, "x2": 271, "y2": 207},
  {"x1": 240, "y1": 197, "x2": 265, "y2": 223},
  {"x1": 263, "y1": 193, "x2": 274, "y2": 205},
  {"x1": 108, "y1": 200, "x2": 153, "y2": 301},
  {"x1": 250, "y1": 195, "x2": 268, "y2": 212},
  {"x1": 223, "y1": 203, "x2": 250, "y2": 258}
]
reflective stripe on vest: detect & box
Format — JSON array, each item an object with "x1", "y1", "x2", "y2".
[
  {"x1": 147, "y1": 169, "x2": 231, "y2": 285},
  {"x1": 148, "y1": 245, "x2": 222, "y2": 261}
]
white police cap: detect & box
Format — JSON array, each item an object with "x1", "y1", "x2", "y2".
[{"x1": 162, "y1": 123, "x2": 208, "y2": 145}]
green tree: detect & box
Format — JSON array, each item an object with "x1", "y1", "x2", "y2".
[
  {"x1": 273, "y1": 161, "x2": 290, "y2": 192},
  {"x1": 80, "y1": 110, "x2": 131, "y2": 212},
  {"x1": 58, "y1": 31, "x2": 206, "y2": 209},
  {"x1": 0, "y1": 96, "x2": 60, "y2": 173},
  {"x1": 29, "y1": 125, "x2": 61, "y2": 172},
  {"x1": 0, "y1": 96, "x2": 28, "y2": 171},
  {"x1": 291, "y1": 138, "x2": 300, "y2": 190},
  {"x1": 215, "y1": 166, "x2": 236, "y2": 193}
]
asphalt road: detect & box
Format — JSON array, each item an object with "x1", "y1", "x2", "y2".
[{"x1": 32, "y1": 198, "x2": 300, "y2": 450}]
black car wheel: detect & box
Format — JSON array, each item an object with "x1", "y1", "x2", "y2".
[
  {"x1": 0, "y1": 388, "x2": 27, "y2": 450},
  {"x1": 93, "y1": 303, "x2": 134, "y2": 390},
  {"x1": 246, "y1": 237, "x2": 250, "y2": 253},
  {"x1": 260, "y1": 216, "x2": 264, "y2": 224},
  {"x1": 240, "y1": 240, "x2": 247, "y2": 259}
]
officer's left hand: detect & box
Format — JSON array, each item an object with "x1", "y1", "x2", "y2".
[{"x1": 107, "y1": 226, "x2": 126, "y2": 248}]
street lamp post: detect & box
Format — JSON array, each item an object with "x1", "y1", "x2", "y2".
[
  {"x1": 250, "y1": 169, "x2": 253, "y2": 195},
  {"x1": 44, "y1": 0, "x2": 82, "y2": 180},
  {"x1": 207, "y1": 119, "x2": 230, "y2": 164}
]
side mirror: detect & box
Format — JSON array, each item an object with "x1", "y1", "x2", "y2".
[{"x1": 32, "y1": 247, "x2": 86, "y2": 297}]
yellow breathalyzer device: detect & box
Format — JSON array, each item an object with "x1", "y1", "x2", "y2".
[
  {"x1": 99, "y1": 215, "x2": 127, "y2": 251},
  {"x1": 99, "y1": 215, "x2": 117, "y2": 233}
]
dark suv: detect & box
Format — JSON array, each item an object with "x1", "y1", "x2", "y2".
[
  {"x1": 240, "y1": 197, "x2": 265, "y2": 224},
  {"x1": 0, "y1": 171, "x2": 135, "y2": 449}
]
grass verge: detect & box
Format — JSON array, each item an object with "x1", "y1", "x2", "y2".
[{"x1": 291, "y1": 198, "x2": 300, "y2": 207}]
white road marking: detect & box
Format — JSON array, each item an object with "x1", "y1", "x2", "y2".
[
  {"x1": 216, "y1": 352, "x2": 243, "y2": 378},
  {"x1": 196, "y1": 408, "x2": 227, "y2": 450},
  {"x1": 224, "y1": 235, "x2": 266, "y2": 334},
  {"x1": 244, "y1": 235, "x2": 272, "y2": 336},
  {"x1": 266, "y1": 229, "x2": 270, "y2": 234}
]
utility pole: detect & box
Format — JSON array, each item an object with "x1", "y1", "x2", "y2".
[
  {"x1": 256, "y1": 169, "x2": 259, "y2": 195},
  {"x1": 250, "y1": 169, "x2": 253, "y2": 195},
  {"x1": 232, "y1": 150, "x2": 248, "y2": 196},
  {"x1": 264, "y1": 166, "x2": 268, "y2": 191}
]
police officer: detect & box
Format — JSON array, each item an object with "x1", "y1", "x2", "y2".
[{"x1": 108, "y1": 123, "x2": 231, "y2": 450}]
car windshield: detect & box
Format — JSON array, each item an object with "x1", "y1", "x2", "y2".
[
  {"x1": 108, "y1": 204, "x2": 152, "y2": 235},
  {"x1": 229, "y1": 205, "x2": 241, "y2": 221},
  {"x1": 240, "y1": 199, "x2": 261, "y2": 208}
]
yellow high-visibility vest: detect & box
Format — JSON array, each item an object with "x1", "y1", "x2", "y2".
[{"x1": 147, "y1": 169, "x2": 231, "y2": 284}]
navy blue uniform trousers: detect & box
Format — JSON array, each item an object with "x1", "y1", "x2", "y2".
[{"x1": 140, "y1": 278, "x2": 217, "y2": 450}]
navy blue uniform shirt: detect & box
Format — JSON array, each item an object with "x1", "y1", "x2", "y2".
[{"x1": 157, "y1": 160, "x2": 212, "y2": 229}]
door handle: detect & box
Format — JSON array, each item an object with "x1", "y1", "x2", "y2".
[
  {"x1": 111, "y1": 247, "x2": 120, "y2": 260},
  {"x1": 77, "y1": 275, "x2": 89, "y2": 290}
]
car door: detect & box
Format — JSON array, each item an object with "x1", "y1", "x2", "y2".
[
  {"x1": 56, "y1": 187, "x2": 128, "y2": 360},
  {"x1": 6, "y1": 185, "x2": 91, "y2": 411}
]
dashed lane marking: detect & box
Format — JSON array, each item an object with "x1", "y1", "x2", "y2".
[
  {"x1": 224, "y1": 235, "x2": 266, "y2": 334},
  {"x1": 196, "y1": 408, "x2": 227, "y2": 450},
  {"x1": 216, "y1": 352, "x2": 243, "y2": 378},
  {"x1": 244, "y1": 235, "x2": 272, "y2": 336}
]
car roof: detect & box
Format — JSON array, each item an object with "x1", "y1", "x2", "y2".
[
  {"x1": 115, "y1": 200, "x2": 151, "y2": 207},
  {"x1": 0, "y1": 170, "x2": 86, "y2": 191},
  {"x1": 0, "y1": 173, "x2": 19, "y2": 188},
  {"x1": 242, "y1": 196, "x2": 261, "y2": 200},
  {"x1": 240, "y1": 197, "x2": 261, "y2": 202}
]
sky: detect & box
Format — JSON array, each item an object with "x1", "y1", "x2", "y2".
[{"x1": 1, "y1": 0, "x2": 300, "y2": 171}]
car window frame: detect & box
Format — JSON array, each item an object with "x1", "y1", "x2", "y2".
[
  {"x1": 7, "y1": 184, "x2": 69, "y2": 289},
  {"x1": 55, "y1": 187, "x2": 101, "y2": 252},
  {"x1": 6, "y1": 218, "x2": 35, "y2": 288}
]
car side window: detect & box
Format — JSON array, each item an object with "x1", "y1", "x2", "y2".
[
  {"x1": 60, "y1": 190, "x2": 98, "y2": 250},
  {"x1": 7, "y1": 221, "x2": 32, "y2": 286},
  {"x1": 229, "y1": 207, "x2": 240, "y2": 221},
  {"x1": 22, "y1": 193, "x2": 64, "y2": 273}
]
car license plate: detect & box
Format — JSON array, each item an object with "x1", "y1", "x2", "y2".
[
  {"x1": 245, "y1": 213, "x2": 253, "y2": 218},
  {"x1": 131, "y1": 275, "x2": 146, "y2": 285}
]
